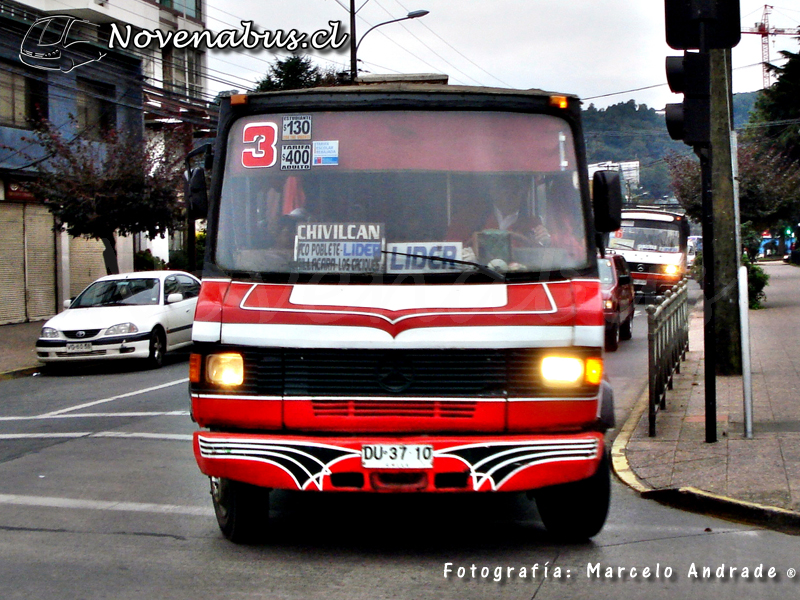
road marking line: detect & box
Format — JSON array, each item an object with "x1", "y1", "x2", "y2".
[
  {"x1": 38, "y1": 378, "x2": 189, "y2": 417},
  {"x1": 0, "y1": 493, "x2": 211, "y2": 516},
  {"x1": 92, "y1": 432, "x2": 192, "y2": 441},
  {"x1": 0, "y1": 411, "x2": 190, "y2": 422},
  {"x1": 0, "y1": 433, "x2": 91, "y2": 439},
  {"x1": 0, "y1": 432, "x2": 193, "y2": 441}
]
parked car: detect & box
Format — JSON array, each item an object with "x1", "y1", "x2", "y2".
[
  {"x1": 598, "y1": 255, "x2": 635, "y2": 351},
  {"x1": 36, "y1": 271, "x2": 200, "y2": 368},
  {"x1": 687, "y1": 239, "x2": 698, "y2": 269}
]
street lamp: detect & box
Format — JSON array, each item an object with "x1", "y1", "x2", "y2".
[{"x1": 349, "y1": 1, "x2": 429, "y2": 82}]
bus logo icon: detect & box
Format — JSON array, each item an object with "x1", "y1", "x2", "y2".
[{"x1": 20, "y1": 15, "x2": 106, "y2": 72}]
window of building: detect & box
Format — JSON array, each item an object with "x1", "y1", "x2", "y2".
[
  {"x1": 160, "y1": 0, "x2": 202, "y2": 20},
  {"x1": 76, "y1": 78, "x2": 115, "y2": 139},
  {"x1": 0, "y1": 68, "x2": 48, "y2": 128},
  {"x1": 163, "y1": 46, "x2": 202, "y2": 98},
  {"x1": 186, "y1": 49, "x2": 201, "y2": 97}
]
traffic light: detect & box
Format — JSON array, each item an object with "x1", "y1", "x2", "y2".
[
  {"x1": 665, "y1": 0, "x2": 741, "y2": 50},
  {"x1": 665, "y1": 51, "x2": 710, "y2": 146}
]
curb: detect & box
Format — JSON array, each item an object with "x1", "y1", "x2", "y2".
[
  {"x1": 0, "y1": 366, "x2": 41, "y2": 381},
  {"x1": 642, "y1": 487, "x2": 800, "y2": 534},
  {"x1": 610, "y1": 386, "x2": 651, "y2": 495},
  {"x1": 611, "y1": 366, "x2": 800, "y2": 535}
]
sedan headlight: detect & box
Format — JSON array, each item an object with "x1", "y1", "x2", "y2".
[
  {"x1": 206, "y1": 353, "x2": 244, "y2": 386},
  {"x1": 105, "y1": 322, "x2": 139, "y2": 336},
  {"x1": 541, "y1": 356, "x2": 603, "y2": 387},
  {"x1": 40, "y1": 327, "x2": 59, "y2": 339}
]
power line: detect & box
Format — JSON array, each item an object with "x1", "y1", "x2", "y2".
[
  {"x1": 391, "y1": 0, "x2": 511, "y2": 88},
  {"x1": 372, "y1": 0, "x2": 484, "y2": 86}
]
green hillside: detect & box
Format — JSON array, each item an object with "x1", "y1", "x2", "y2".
[{"x1": 583, "y1": 92, "x2": 759, "y2": 200}]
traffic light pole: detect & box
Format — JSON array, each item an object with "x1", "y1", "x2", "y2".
[
  {"x1": 664, "y1": 0, "x2": 743, "y2": 444},
  {"x1": 698, "y1": 19, "x2": 717, "y2": 444},
  {"x1": 697, "y1": 143, "x2": 717, "y2": 443}
]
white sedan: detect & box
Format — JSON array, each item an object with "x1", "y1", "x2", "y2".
[{"x1": 36, "y1": 271, "x2": 200, "y2": 368}]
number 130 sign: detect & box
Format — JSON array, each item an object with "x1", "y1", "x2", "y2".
[{"x1": 241, "y1": 122, "x2": 278, "y2": 168}]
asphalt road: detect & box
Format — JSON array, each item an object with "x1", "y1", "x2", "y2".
[{"x1": 3, "y1": 289, "x2": 797, "y2": 600}]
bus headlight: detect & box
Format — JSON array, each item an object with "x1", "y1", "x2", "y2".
[
  {"x1": 206, "y1": 353, "x2": 244, "y2": 386},
  {"x1": 541, "y1": 356, "x2": 603, "y2": 387},
  {"x1": 664, "y1": 264, "x2": 679, "y2": 276}
]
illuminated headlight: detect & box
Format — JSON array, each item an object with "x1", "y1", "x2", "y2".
[
  {"x1": 41, "y1": 327, "x2": 59, "y2": 339},
  {"x1": 664, "y1": 264, "x2": 679, "y2": 275},
  {"x1": 206, "y1": 353, "x2": 244, "y2": 386},
  {"x1": 105, "y1": 323, "x2": 139, "y2": 336},
  {"x1": 541, "y1": 356, "x2": 603, "y2": 386},
  {"x1": 604, "y1": 299, "x2": 614, "y2": 310}
]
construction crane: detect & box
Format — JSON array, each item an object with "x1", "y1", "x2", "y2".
[{"x1": 742, "y1": 5, "x2": 799, "y2": 88}]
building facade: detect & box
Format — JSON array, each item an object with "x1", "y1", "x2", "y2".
[{"x1": 0, "y1": 0, "x2": 212, "y2": 324}]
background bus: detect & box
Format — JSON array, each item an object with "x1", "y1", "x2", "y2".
[{"x1": 606, "y1": 209, "x2": 690, "y2": 297}]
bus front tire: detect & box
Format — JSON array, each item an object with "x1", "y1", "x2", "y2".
[
  {"x1": 534, "y1": 450, "x2": 610, "y2": 540},
  {"x1": 211, "y1": 477, "x2": 270, "y2": 544}
]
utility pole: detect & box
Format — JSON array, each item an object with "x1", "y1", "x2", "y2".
[
  {"x1": 664, "y1": 0, "x2": 741, "y2": 443},
  {"x1": 349, "y1": 0, "x2": 357, "y2": 82},
  {"x1": 710, "y1": 48, "x2": 742, "y2": 375},
  {"x1": 348, "y1": 3, "x2": 429, "y2": 82}
]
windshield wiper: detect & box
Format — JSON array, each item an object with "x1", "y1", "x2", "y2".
[{"x1": 381, "y1": 250, "x2": 506, "y2": 282}]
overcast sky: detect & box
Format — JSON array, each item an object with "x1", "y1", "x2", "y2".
[{"x1": 205, "y1": 1, "x2": 800, "y2": 110}]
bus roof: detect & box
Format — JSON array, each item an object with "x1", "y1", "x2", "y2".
[{"x1": 621, "y1": 209, "x2": 685, "y2": 222}]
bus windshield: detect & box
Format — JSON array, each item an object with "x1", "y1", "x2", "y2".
[
  {"x1": 214, "y1": 110, "x2": 589, "y2": 281},
  {"x1": 608, "y1": 221, "x2": 682, "y2": 253}
]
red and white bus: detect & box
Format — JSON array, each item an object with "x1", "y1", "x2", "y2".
[
  {"x1": 186, "y1": 83, "x2": 622, "y2": 542},
  {"x1": 607, "y1": 209, "x2": 690, "y2": 297}
]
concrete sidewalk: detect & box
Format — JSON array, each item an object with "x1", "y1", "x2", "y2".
[{"x1": 614, "y1": 261, "x2": 800, "y2": 529}]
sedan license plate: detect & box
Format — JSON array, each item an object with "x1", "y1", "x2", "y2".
[
  {"x1": 65, "y1": 342, "x2": 92, "y2": 353},
  {"x1": 362, "y1": 444, "x2": 433, "y2": 469}
]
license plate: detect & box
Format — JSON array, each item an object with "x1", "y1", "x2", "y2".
[
  {"x1": 65, "y1": 342, "x2": 92, "y2": 353},
  {"x1": 362, "y1": 444, "x2": 434, "y2": 469}
]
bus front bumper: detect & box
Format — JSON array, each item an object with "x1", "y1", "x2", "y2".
[{"x1": 194, "y1": 431, "x2": 605, "y2": 493}]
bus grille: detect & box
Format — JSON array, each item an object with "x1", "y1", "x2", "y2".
[
  {"x1": 311, "y1": 399, "x2": 477, "y2": 418},
  {"x1": 195, "y1": 348, "x2": 599, "y2": 399}
]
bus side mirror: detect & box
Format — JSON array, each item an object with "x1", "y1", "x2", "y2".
[
  {"x1": 185, "y1": 167, "x2": 208, "y2": 219},
  {"x1": 592, "y1": 170, "x2": 622, "y2": 233}
]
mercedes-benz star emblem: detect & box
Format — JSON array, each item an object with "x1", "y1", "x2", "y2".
[{"x1": 376, "y1": 358, "x2": 414, "y2": 393}]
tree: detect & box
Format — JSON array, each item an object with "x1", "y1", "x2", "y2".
[
  {"x1": 665, "y1": 151, "x2": 701, "y2": 219},
  {"x1": 666, "y1": 138, "x2": 800, "y2": 232},
  {"x1": 21, "y1": 118, "x2": 189, "y2": 275},
  {"x1": 254, "y1": 55, "x2": 337, "y2": 92},
  {"x1": 749, "y1": 49, "x2": 800, "y2": 161}
]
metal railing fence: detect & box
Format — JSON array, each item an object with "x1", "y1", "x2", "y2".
[{"x1": 646, "y1": 279, "x2": 690, "y2": 437}]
